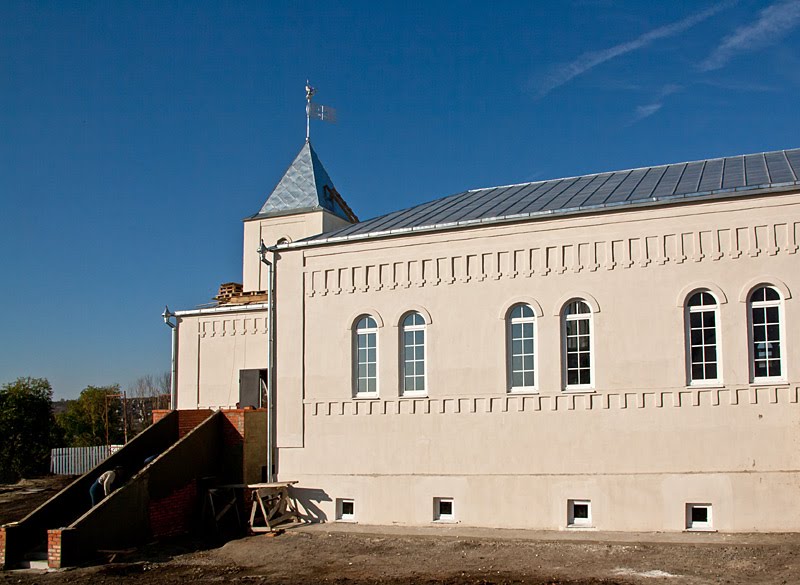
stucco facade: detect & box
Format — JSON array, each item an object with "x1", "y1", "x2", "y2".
[
  {"x1": 174, "y1": 306, "x2": 269, "y2": 410},
  {"x1": 172, "y1": 144, "x2": 800, "y2": 532}
]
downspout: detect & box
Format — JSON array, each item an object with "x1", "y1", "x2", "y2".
[
  {"x1": 162, "y1": 306, "x2": 178, "y2": 410},
  {"x1": 258, "y1": 240, "x2": 277, "y2": 482}
]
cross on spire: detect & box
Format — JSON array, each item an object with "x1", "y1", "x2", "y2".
[
  {"x1": 305, "y1": 81, "x2": 316, "y2": 142},
  {"x1": 305, "y1": 81, "x2": 336, "y2": 142}
]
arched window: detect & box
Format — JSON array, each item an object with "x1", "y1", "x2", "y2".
[
  {"x1": 401, "y1": 312, "x2": 426, "y2": 395},
  {"x1": 354, "y1": 316, "x2": 378, "y2": 396},
  {"x1": 563, "y1": 300, "x2": 592, "y2": 389},
  {"x1": 750, "y1": 286, "x2": 784, "y2": 380},
  {"x1": 686, "y1": 291, "x2": 720, "y2": 384},
  {"x1": 508, "y1": 304, "x2": 536, "y2": 390}
]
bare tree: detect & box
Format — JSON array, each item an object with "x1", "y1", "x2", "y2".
[
  {"x1": 157, "y1": 371, "x2": 171, "y2": 409},
  {"x1": 126, "y1": 372, "x2": 171, "y2": 436}
]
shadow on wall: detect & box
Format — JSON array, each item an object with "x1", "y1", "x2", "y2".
[{"x1": 291, "y1": 487, "x2": 330, "y2": 523}]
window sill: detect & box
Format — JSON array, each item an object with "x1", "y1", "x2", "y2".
[
  {"x1": 336, "y1": 518, "x2": 357, "y2": 523},
  {"x1": 562, "y1": 388, "x2": 595, "y2": 394},
  {"x1": 508, "y1": 388, "x2": 539, "y2": 395},
  {"x1": 751, "y1": 378, "x2": 787, "y2": 385},
  {"x1": 433, "y1": 519, "x2": 457, "y2": 524},
  {"x1": 688, "y1": 382, "x2": 724, "y2": 389},
  {"x1": 566, "y1": 524, "x2": 596, "y2": 530},
  {"x1": 684, "y1": 527, "x2": 716, "y2": 533},
  {"x1": 353, "y1": 394, "x2": 380, "y2": 400},
  {"x1": 400, "y1": 393, "x2": 428, "y2": 399}
]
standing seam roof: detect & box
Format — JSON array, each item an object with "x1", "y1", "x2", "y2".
[{"x1": 298, "y1": 147, "x2": 800, "y2": 246}]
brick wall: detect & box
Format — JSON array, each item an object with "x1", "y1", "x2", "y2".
[
  {"x1": 152, "y1": 410, "x2": 169, "y2": 425},
  {"x1": 152, "y1": 409, "x2": 213, "y2": 438},
  {"x1": 144, "y1": 409, "x2": 252, "y2": 540},
  {"x1": 148, "y1": 480, "x2": 198, "y2": 538},
  {"x1": 221, "y1": 410, "x2": 245, "y2": 446},
  {"x1": 152, "y1": 409, "x2": 251, "y2": 443},
  {"x1": 178, "y1": 411, "x2": 213, "y2": 438}
]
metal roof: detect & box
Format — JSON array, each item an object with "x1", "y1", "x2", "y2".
[
  {"x1": 297, "y1": 148, "x2": 800, "y2": 247},
  {"x1": 250, "y1": 141, "x2": 357, "y2": 222}
]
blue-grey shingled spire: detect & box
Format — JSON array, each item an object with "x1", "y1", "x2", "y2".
[{"x1": 252, "y1": 141, "x2": 357, "y2": 222}]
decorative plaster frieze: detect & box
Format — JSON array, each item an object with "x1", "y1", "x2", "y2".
[
  {"x1": 306, "y1": 385, "x2": 799, "y2": 417},
  {"x1": 304, "y1": 221, "x2": 800, "y2": 297},
  {"x1": 198, "y1": 316, "x2": 268, "y2": 338}
]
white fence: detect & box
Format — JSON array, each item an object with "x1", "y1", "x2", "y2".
[{"x1": 50, "y1": 445, "x2": 123, "y2": 476}]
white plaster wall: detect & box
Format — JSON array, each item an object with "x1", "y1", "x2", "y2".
[
  {"x1": 279, "y1": 386, "x2": 800, "y2": 531},
  {"x1": 178, "y1": 188, "x2": 800, "y2": 531},
  {"x1": 286, "y1": 471, "x2": 800, "y2": 532},
  {"x1": 273, "y1": 191, "x2": 800, "y2": 531},
  {"x1": 242, "y1": 210, "x2": 354, "y2": 292},
  {"x1": 175, "y1": 311, "x2": 268, "y2": 409},
  {"x1": 298, "y1": 194, "x2": 799, "y2": 399}
]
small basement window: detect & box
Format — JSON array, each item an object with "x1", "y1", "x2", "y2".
[
  {"x1": 336, "y1": 498, "x2": 355, "y2": 522},
  {"x1": 686, "y1": 503, "x2": 712, "y2": 530},
  {"x1": 567, "y1": 499, "x2": 592, "y2": 527},
  {"x1": 434, "y1": 497, "x2": 455, "y2": 522}
]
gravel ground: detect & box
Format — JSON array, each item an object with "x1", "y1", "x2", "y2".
[
  {"x1": 0, "y1": 476, "x2": 75, "y2": 525},
  {"x1": 1, "y1": 526, "x2": 799, "y2": 585},
  {"x1": 2, "y1": 477, "x2": 799, "y2": 584}
]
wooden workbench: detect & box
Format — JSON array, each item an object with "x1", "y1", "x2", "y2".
[{"x1": 244, "y1": 481, "x2": 301, "y2": 533}]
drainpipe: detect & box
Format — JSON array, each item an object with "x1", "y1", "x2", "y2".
[
  {"x1": 162, "y1": 306, "x2": 178, "y2": 410},
  {"x1": 258, "y1": 240, "x2": 276, "y2": 482}
]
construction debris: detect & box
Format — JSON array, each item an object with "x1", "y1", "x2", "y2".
[{"x1": 214, "y1": 283, "x2": 268, "y2": 305}]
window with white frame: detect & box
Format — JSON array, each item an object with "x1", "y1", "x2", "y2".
[
  {"x1": 750, "y1": 286, "x2": 783, "y2": 381},
  {"x1": 567, "y1": 499, "x2": 592, "y2": 527},
  {"x1": 686, "y1": 291, "x2": 720, "y2": 384},
  {"x1": 354, "y1": 315, "x2": 378, "y2": 396},
  {"x1": 564, "y1": 300, "x2": 592, "y2": 389},
  {"x1": 401, "y1": 312, "x2": 426, "y2": 395},
  {"x1": 336, "y1": 498, "x2": 355, "y2": 521},
  {"x1": 508, "y1": 304, "x2": 536, "y2": 390},
  {"x1": 685, "y1": 503, "x2": 712, "y2": 530},
  {"x1": 433, "y1": 497, "x2": 454, "y2": 522}
]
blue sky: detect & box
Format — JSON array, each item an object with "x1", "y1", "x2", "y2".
[{"x1": 2, "y1": 1, "x2": 799, "y2": 399}]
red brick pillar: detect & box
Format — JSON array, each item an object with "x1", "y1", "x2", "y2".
[
  {"x1": 0, "y1": 526, "x2": 7, "y2": 569},
  {"x1": 47, "y1": 528, "x2": 75, "y2": 569}
]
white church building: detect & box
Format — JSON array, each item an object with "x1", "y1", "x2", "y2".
[{"x1": 167, "y1": 136, "x2": 800, "y2": 533}]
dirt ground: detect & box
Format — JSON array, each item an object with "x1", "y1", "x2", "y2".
[
  {"x1": 2, "y1": 476, "x2": 800, "y2": 585},
  {"x1": 0, "y1": 476, "x2": 75, "y2": 526}
]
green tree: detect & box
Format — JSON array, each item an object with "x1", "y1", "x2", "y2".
[
  {"x1": 56, "y1": 385, "x2": 124, "y2": 447},
  {"x1": 0, "y1": 377, "x2": 58, "y2": 482}
]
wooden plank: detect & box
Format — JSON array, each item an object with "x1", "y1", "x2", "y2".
[{"x1": 246, "y1": 481, "x2": 298, "y2": 488}]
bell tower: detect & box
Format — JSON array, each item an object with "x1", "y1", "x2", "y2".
[{"x1": 242, "y1": 141, "x2": 358, "y2": 291}]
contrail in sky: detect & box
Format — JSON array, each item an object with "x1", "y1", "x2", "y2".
[
  {"x1": 700, "y1": 0, "x2": 800, "y2": 71},
  {"x1": 628, "y1": 84, "x2": 682, "y2": 126},
  {"x1": 536, "y1": 3, "x2": 731, "y2": 98}
]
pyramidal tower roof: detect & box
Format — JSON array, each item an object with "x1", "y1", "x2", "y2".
[{"x1": 251, "y1": 141, "x2": 358, "y2": 222}]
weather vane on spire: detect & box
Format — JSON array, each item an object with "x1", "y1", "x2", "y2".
[{"x1": 305, "y1": 80, "x2": 337, "y2": 142}]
